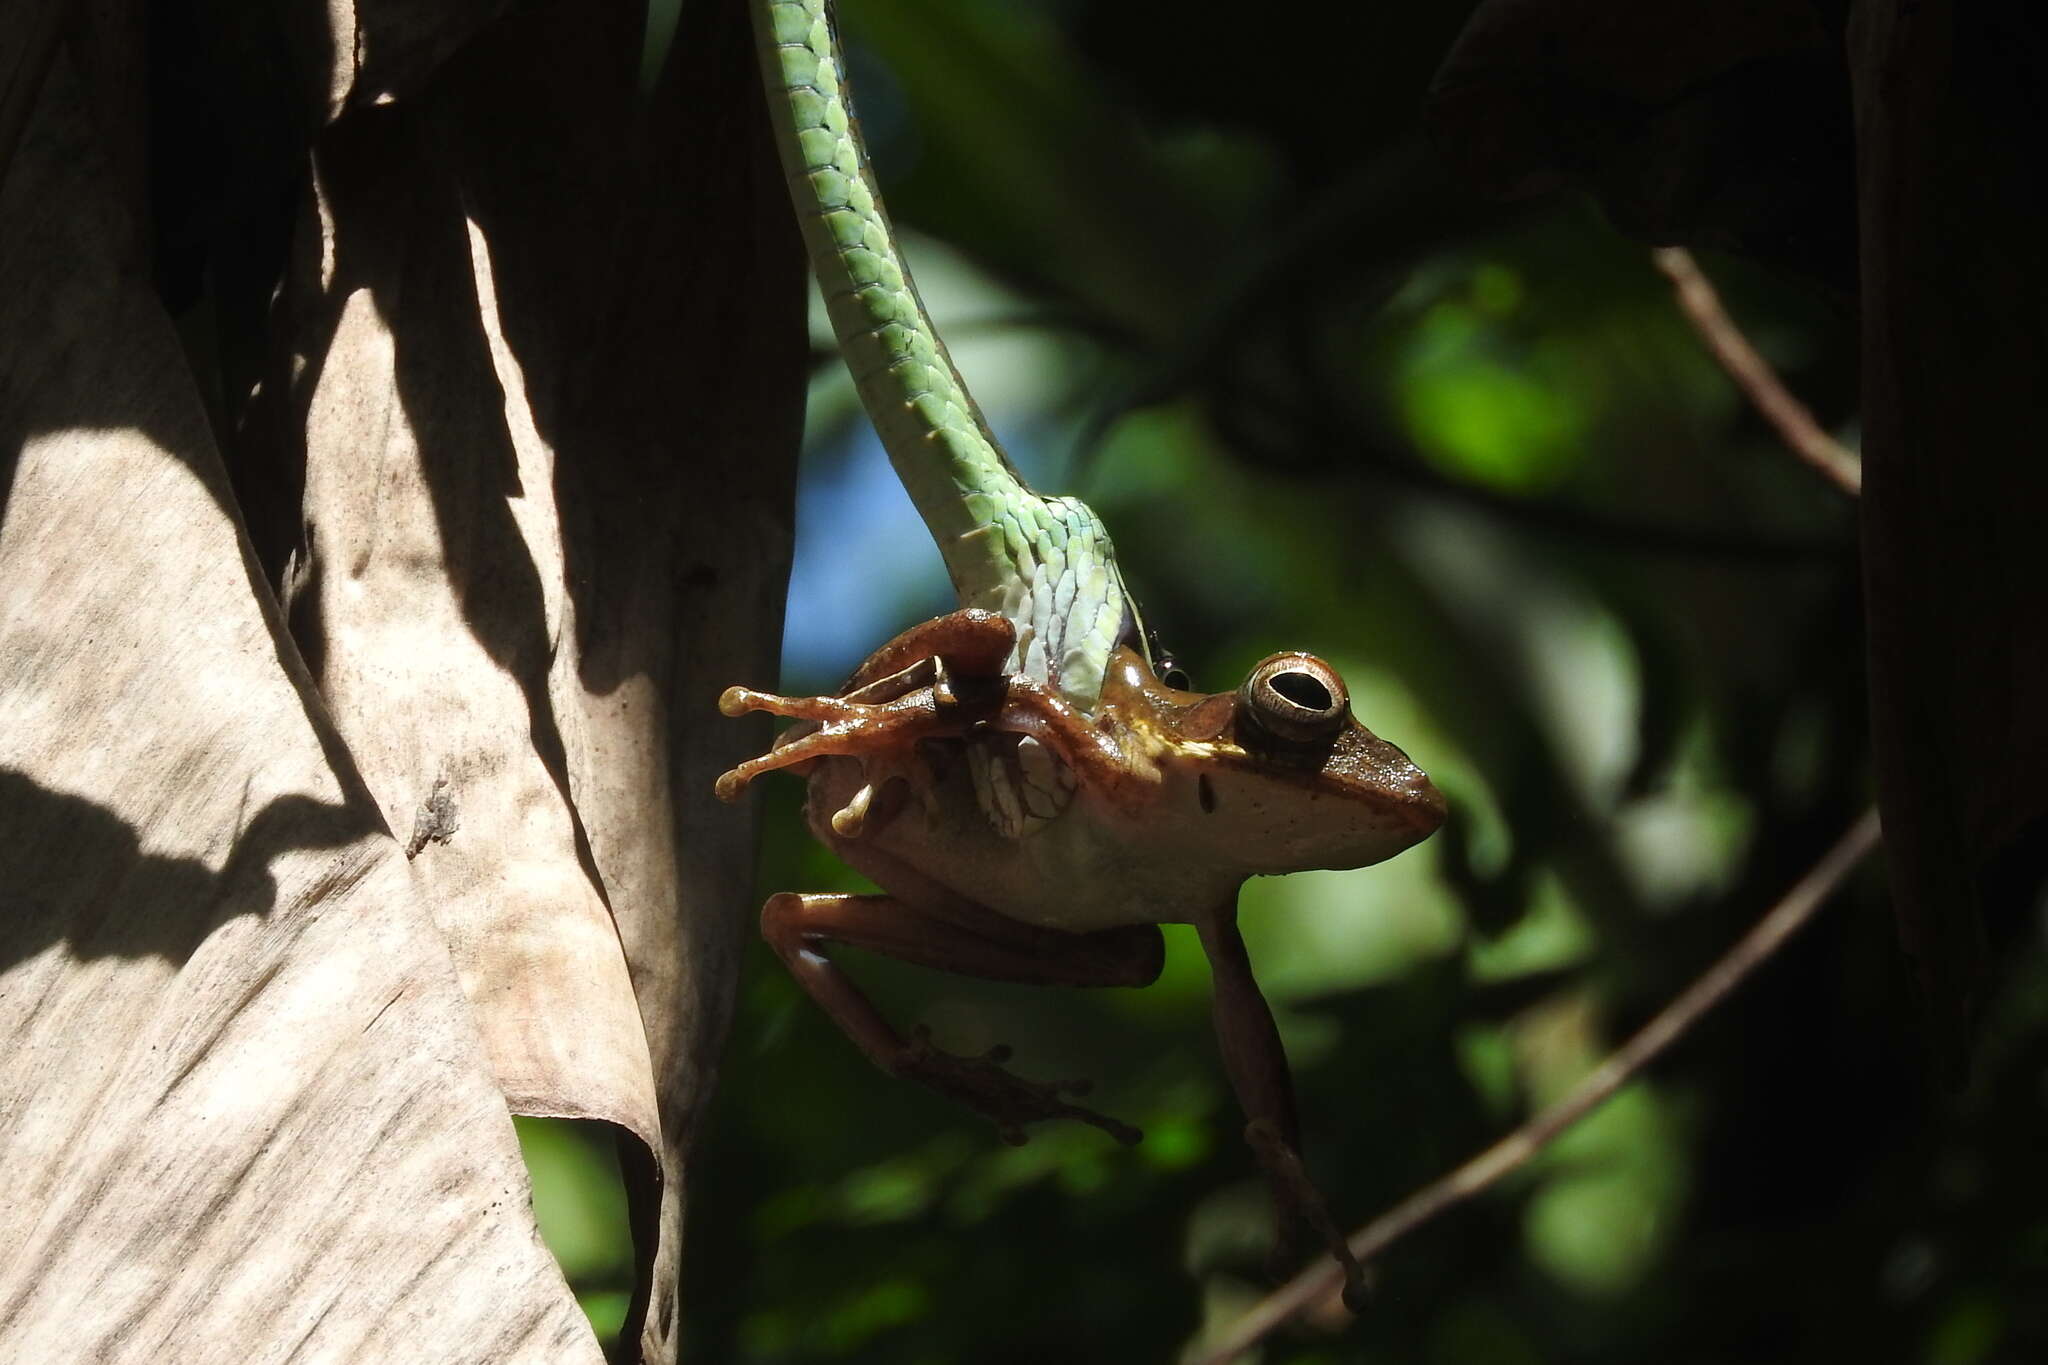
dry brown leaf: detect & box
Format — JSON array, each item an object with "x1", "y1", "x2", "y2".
[
  {"x1": 261, "y1": 2, "x2": 803, "y2": 1357},
  {"x1": 2, "y1": 0, "x2": 803, "y2": 1356},
  {"x1": 0, "y1": 0, "x2": 66, "y2": 182},
  {"x1": 0, "y1": 52, "x2": 597, "y2": 1363}
]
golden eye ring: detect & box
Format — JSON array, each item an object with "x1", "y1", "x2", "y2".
[{"x1": 1237, "y1": 653, "x2": 1350, "y2": 745}]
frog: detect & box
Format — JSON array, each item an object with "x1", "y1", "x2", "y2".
[{"x1": 717, "y1": 606, "x2": 1445, "y2": 1304}]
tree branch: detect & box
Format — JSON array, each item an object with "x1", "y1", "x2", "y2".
[
  {"x1": 1651, "y1": 246, "x2": 1863, "y2": 497},
  {"x1": 1192, "y1": 806, "x2": 1882, "y2": 1365}
]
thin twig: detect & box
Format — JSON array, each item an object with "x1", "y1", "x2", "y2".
[
  {"x1": 1651, "y1": 247, "x2": 1863, "y2": 498},
  {"x1": 1192, "y1": 806, "x2": 1882, "y2": 1365}
]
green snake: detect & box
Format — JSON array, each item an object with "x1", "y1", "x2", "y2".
[{"x1": 748, "y1": 0, "x2": 1148, "y2": 720}]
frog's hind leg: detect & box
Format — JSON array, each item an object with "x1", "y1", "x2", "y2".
[
  {"x1": 838, "y1": 607, "x2": 1014, "y2": 693},
  {"x1": 1197, "y1": 902, "x2": 1369, "y2": 1311},
  {"x1": 760, "y1": 872, "x2": 1163, "y2": 1146}
]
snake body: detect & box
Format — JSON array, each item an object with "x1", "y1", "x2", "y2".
[{"x1": 749, "y1": 0, "x2": 1143, "y2": 718}]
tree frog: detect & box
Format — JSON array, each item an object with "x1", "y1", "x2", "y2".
[{"x1": 718, "y1": 607, "x2": 1444, "y2": 1304}]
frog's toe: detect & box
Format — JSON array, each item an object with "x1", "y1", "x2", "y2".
[
  {"x1": 1083, "y1": 1108, "x2": 1144, "y2": 1147},
  {"x1": 1243, "y1": 1118, "x2": 1370, "y2": 1307},
  {"x1": 816, "y1": 745, "x2": 935, "y2": 839},
  {"x1": 894, "y1": 1030, "x2": 1140, "y2": 1146},
  {"x1": 829, "y1": 783, "x2": 877, "y2": 836}
]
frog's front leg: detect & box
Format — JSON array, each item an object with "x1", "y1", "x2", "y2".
[
  {"x1": 713, "y1": 684, "x2": 958, "y2": 804},
  {"x1": 761, "y1": 884, "x2": 1164, "y2": 1146},
  {"x1": 714, "y1": 609, "x2": 1020, "y2": 815},
  {"x1": 835, "y1": 607, "x2": 1014, "y2": 693},
  {"x1": 1197, "y1": 903, "x2": 1370, "y2": 1312}
]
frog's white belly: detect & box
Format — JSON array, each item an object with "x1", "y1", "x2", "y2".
[{"x1": 831, "y1": 746, "x2": 1240, "y2": 933}]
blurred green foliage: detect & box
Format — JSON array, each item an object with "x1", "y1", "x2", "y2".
[
  {"x1": 514, "y1": 1117, "x2": 635, "y2": 1344},
  {"x1": 526, "y1": 0, "x2": 2048, "y2": 1360}
]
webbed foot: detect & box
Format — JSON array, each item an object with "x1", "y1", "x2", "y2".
[{"x1": 895, "y1": 1025, "x2": 1142, "y2": 1147}]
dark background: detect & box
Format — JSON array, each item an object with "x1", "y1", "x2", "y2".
[{"x1": 505, "y1": 1, "x2": 2048, "y2": 1361}]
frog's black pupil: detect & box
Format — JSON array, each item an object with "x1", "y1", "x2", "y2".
[{"x1": 1272, "y1": 671, "x2": 1333, "y2": 712}]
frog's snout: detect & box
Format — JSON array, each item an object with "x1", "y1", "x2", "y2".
[{"x1": 1395, "y1": 765, "x2": 1449, "y2": 838}]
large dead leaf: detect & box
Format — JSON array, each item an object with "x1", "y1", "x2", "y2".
[
  {"x1": 0, "y1": 50, "x2": 596, "y2": 1363},
  {"x1": 0, "y1": 0, "x2": 65, "y2": 182},
  {"x1": 1, "y1": 0, "x2": 803, "y2": 1358},
  {"x1": 262, "y1": 0, "x2": 803, "y2": 1353}
]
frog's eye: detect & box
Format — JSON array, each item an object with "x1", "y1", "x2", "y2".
[{"x1": 1237, "y1": 653, "x2": 1350, "y2": 745}]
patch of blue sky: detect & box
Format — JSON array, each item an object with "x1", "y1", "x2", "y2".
[
  {"x1": 780, "y1": 416, "x2": 1066, "y2": 693},
  {"x1": 782, "y1": 227, "x2": 1078, "y2": 691},
  {"x1": 781, "y1": 424, "x2": 950, "y2": 691}
]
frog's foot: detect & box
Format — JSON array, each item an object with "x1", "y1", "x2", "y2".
[
  {"x1": 894, "y1": 1026, "x2": 1142, "y2": 1147},
  {"x1": 1244, "y1": 1118, "x2": 1370, "y2": 1312},
  {"x1": 715, "y1": 684, "x2": 961, "y2": 803},
  {"x1": 823, "y1": 743, "x2": 947, "y2": 839}
]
